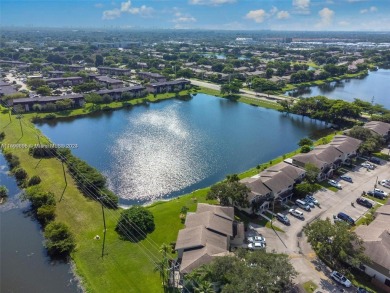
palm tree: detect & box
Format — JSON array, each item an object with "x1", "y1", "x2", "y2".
[{"x1": 194, "y1": 280, "x2": 215, "y2": 293}]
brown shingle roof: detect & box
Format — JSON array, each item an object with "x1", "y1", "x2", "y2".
[
  {"x1": 196, "y1": 203, "x2": 234, "y2": 221},
  {"x1": 330, "y1": 135, "x2": 362, "y2": 154},
  {"x1": 175, "y1": 225, "x2": 227, "y2": 251},
  {"x1": 241, "y1": 177, "x2": 272, "y2": 196},
  {"x1": 364, "y1": 121, "x2": 390, "y2": 137},
  {"x1": 185, "y1": 211, "x2": 233, "y2": 237},
  {"x1": 180, "y1": 247, "x2": 230, "y2": 274}
]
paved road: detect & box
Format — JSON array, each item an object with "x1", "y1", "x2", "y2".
[
  {"x1": 249, "y1": 158, "x2": 390, "y2": 292},
  {"x1": 189, "y1": 79, "x2": 290, "y2": 102},
  {"x1": 5, "y1": 73, "x2": 28, "y2": 91}
]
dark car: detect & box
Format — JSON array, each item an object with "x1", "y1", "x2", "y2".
[
  {"x1": 276, "y1": 213, "x2": 290, "y2": 225},
  {"x1": 369, "y1": 157, "x2": 381, "y2": 165},
  {"x1": 356, "y1": 198, "x2": 373, "y2": 208},
  {"x1": 337, "y1": 212, "x2": 355, "y2": 225},
  {"x1": 367, "y1": 190, "x2": 386, "y2": 199},
  {"x1": 357, "y1": 288, "x2": 368, "y2": 293}
]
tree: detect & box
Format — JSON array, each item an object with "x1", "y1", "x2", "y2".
[
  {"x1": 304, "y1": 219, "x2": 367, "y2": 270},
  {"x1": 14, "y1": 167, "x2": 28, "y2": 181},
  {"x1": 265, "y1": 68, "x2": 273, "y2": 79},
  {"x1": 37, "y1": 204, "x2": 56, "y2": 225},
  {"x1": 36, "y1": 85, "x2": 52, "y2": 96},
  {"x1": 85, "y1": 93, "x2": 103, "y2": 104},
  {"x1": 298, "y1": 137, "x2": 313, "y2": 147},
  {"x1": 116, "y1": 206, "x2": 155, "y2": 241},
  {"x1": 305, "y1": 163, "x2": 320, "y2": 183},
  {"x1": 95, "y1": 54, "x2": 104, "y2": 67},
  {"x1": 294, "y1": 182, "x2": 319, "y2": 197},
  {"x1": 44, "y1": 221, "x2": 75, "y2": 257},
  {"x1": 27, "y1": 78, "x2": 46, "y2": 90},
  {"x1": 102, "y1": 94, "x2": 113, "y2": 104},
  {"x1": 189, "y1": 249, "x2": 296, "y2": 293},
  {"x1": 154, "y1": 243, "x2": 171, "y2": 287},
  {"x1": 0, "y1": 185, "x2": 8, "y2": 198},
  {"x1": 206, "y1": 181, "x2": 249, "y2": 208},
  {"x1": 348, "y1": 126, "x2": 384, "y2": 154}
]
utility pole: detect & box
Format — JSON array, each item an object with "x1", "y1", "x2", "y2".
[
  {"x1": 8, "y1": 108, "x2": 11, "y2": 122},
  {"x1": 17, "y1": 115, "x2": 23, "y2": 136},
  {"x1": 100, "y1": 197, "x2": 107, "y2": 258}
]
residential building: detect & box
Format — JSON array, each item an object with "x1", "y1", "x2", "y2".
[
  {"x1": 97, "y1": 67, "x2": 131, "y2": 76},
  {"x1": 95, "y1": 85, "x2": 146, "y2": 100},
  {"x1": 146, "y1": 79, "x2": 190, "y2": 94},
  {"x1": 0, "y1": 80, "x2": 18, "y2": 97},
  {"x1": 12, "y1": 94, "x2": 85, "y2": 112},
  {"x1": 364, "y1": 121, "x2": 390, "y2": 140},
  {"x1": 45, "y1": 77, "x2": 83, "y2": 87},
  {"x1": 138, "y1": 72, "x2": 166, "y2": 82},
  {"x1": 48, "y1": 71, "x2": 65, "y2": 78},
  {"x1": 93, "y1": 75, "x2": 124, "y2": 89},
  {"x1": 174, "y1": 203, "x2": 244, "y2": 276},
  {"x1": 355, "y1": 205, "x2": 390, "y2": 291}
]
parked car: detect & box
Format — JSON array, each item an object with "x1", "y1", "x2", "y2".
[
  {"x1": 328, "y1": 179, "x2": 342, "y2": 189},
  {"x1": 369, "y1": 157, "x2": 381, "y2": 164},
  {"x1": 248, "y1": 242, "x2": 266, "y2": 250},
  {"x1": 340, "y1": 175, "x2": 353, "y2": 183},
  {"x1": 374, "y1": 188, "x2": 388, "y2": 197},
  {"x1": 361, "y1": 162, "x2": 375, "y2": 170},
  {"x1": 356, "y1": 198, "x2": 373, "y2": 208},
  {"x1": 367, "y1": 190, "x2": 386, "y2": 199},
  {"x1": 247, "y1": 236, "x2": 266, "y2": 244},
  {"x1": 304, "y1": 199, "x2": 315, "y2": 208},
  {"x1": 295, "y1": 199, "x2": 311, "y2": 211},
  {"x1": 379, "y1": 180, "x2": 390, "y2": 189},
  {"x1": 356, "y1": 288, "x2": 368, "y2": 293},
  {"x1": 289, "y1": 208, "x2": 304, "y2": 220},
  {"x1": 276, "y1": 213, "x2": 290, "y2": 225},
  {"x1": 337, "y1": 212, "x2": 355, "y2": 225},
  {"x1": 331, "y1": 271, "x2": 352, "y2": 287},
  {"x1": 305, "y1": 195, "x2": 319, "y2": 206}
]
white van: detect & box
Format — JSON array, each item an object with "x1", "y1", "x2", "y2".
[{"x1": 295, "y1": 199, "x2": 311, "y2": 211}]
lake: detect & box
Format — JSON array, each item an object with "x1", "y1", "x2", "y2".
[
  {"x1": 36, "y1": 94, "x2": 326, "y2": 205},
  {"x1": 286, "y1": 69, "x2": 390, "y2": 109},
  {"x1": 0, "y1": 155, "x2": 80, "y2": 293}
]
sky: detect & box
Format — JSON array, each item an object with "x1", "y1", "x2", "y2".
[{"x1": 1, "y1": 0, "x2": 390, "y2": 31}]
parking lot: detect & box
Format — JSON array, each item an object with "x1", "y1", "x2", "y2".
[{"x1": 247, "y1": 156, "x2": 390, "y2": 291}]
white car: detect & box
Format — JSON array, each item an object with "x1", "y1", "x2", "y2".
[
  {"x1": 331, "y1": 271, "x2": 352, "y2": 287},
  {"x1": 328, "y1": 179, "x2": 342, "y2": 189},
  {"x1": 379, "y1": 180, "x2": 390, "y2": 189},
  {"x1": 247, "y1": 236, "x2": 266, "y2": 243},
  {"x1": 374, "y1": 188, "x2": 388, "y2": 197},
  {"x1": 289, "y1": 208, "x2": 304, "y2": 220},
  {"x1": 361, "y1": 162, "x2": 375, "y2": 170},
  {"x1": 248, "y1": 242, "x2": 266, "y2": 250}
]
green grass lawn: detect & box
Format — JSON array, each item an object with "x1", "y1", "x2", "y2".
[
  {"x1": 319, "y1": 181, "x2": 339, "y2": 192},
  {"x1": 302, "y1": 280, "x2": 318, "y2": 293},
  {"x1": 372, "y1": 152, "x2": 390, "y2": 161}
]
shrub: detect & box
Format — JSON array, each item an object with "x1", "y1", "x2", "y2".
[
  {"x1": 44, "y1": 221, "x2": 75, "y2": 257},
  {"x1": 0, "y1": 131, "x2": 5, "y2": 141},
  {"x1": 0, "y1": 185, "x2": 8, "y2": 198},
  {"x1": 44, "y1": 113, "x2": 57, "y2": 119},
  {"x1": 301, "y1": 145, "x2": 311, "y2": 153},
  {"x1": 116, "y1": 206, "x2": 155, "y2": 241},
  {"x1": 29, "y1": 147, "x2": 57, "y2": 158},
  {"x1": 4, "y1": 152, "x2": 20, "y2": 169},
  {"x1": 28, "y1": 175, "x2": 42, "y2": 186},
  {"x1": 25, "y1": 188, "x2": 56, "y2": 210},
  {"x1": 14, "y1": 167, "x2": 28, "y2": 181},
  {"x1": 37, "y1": 204, "x2": 56, "y2": 225}
]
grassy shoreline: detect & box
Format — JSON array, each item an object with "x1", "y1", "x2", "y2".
[{"x1": 0, "y1": 89, "x2": 335, "y2": 292}]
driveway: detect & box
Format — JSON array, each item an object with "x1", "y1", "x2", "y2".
[{"x1": 249, "y1": 159, "x2": 390, "y2": 291}]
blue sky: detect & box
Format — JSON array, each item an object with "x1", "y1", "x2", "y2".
[{"x1": 1, "y1": 0, "x2": 390, "y2": 30}]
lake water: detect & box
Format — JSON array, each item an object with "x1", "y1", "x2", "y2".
[
  {"x1": 36, "y1": 94, "x2": 326, "y2": 205},
  {"x1": 0, "y1": 155, "x2": 80, "y2": 293},
  {"x1": 286, "y1": 69, "x2": 390, "y2": 109}
]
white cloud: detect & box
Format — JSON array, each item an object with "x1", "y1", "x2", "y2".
[
  {"x1": 189, "y1": 0, "x2": 235, "y2": 5},
  {"x1": 277, "y1": 11, "x2": 290, "y2": 19},
  {"x1": 103, "y1": 1, "x2": 153, "y2": 19},
  {"x1": 173, "y1": 12, "x2": 196, "y2": 23},
  {"x1": 245, "y1": 9, "x2": 267, "y2": 23},
  {"x1": 103, "y1": 8, "x2": 121, "y2": 19},
  {"x1": 317, "y1": 7, "x2": 334, "y2": 27},
  {"x1": 94, "y1": 3, "x2": 104, "y2": 8},
  {"x1": 292, "y1": 0, "x2": 311, "y2": 14},
  {"x1": 360, "y1": 6, "x2": 377, "y2": 14}
]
